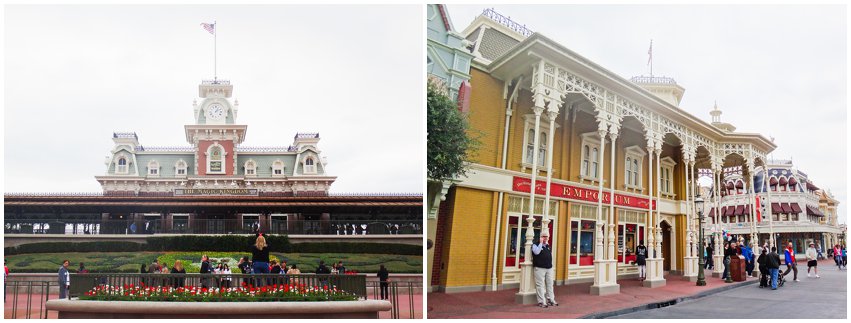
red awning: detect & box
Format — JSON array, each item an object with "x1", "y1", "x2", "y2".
[
  {"x1": 789, "y1": 203, "x2": 802, "y2": 214},
  {"x1": 781, "y1": 203, "x2": 793, "y2": 214},
  {"x1": 734, "y1": 205, "x2": 745, "y2": 216},
  {"x1": 708, "y1": 207, "x2": 716, "y2": 217},
  {"x1": 806, "y1": 206, "x2": 825, "y2": 217},
  {"x1": 779, "y1": 177, "x2": 788, "y2": 185},
  {"x1": 726, "y1": 182, "x2": 734, "y2": 189},
  {"x1": 744, "y1": 205, "x2": 751, "y2": 216},
  {"x1": 788, "y1": 177, "x2": 797, "y2": 185},
  {"x1": 724, "y1": 206, "x2": 735, "y2": 217},
  {"x1": 771, "y1": 203, "x2": 783, "y2": 214},
  {"x1": 736, "y1": 181, "x2": 744, "y2": 189},
  {"x1": 807, "y1": 182, "x2": 820, "y2": 191},
  {"x1": 769, "y1": 178, "x2": 778, "y2": 185}
]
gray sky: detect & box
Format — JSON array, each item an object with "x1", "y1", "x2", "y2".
[
  {"x1": 449, "y1": 4, "x2": 846, "y2": 224},
  {"x1": 4, "y1": 5, "x2": 423, "y2": 194}
]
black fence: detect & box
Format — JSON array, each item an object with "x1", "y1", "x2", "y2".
[
  {"x1": 4, "y1": 280, "x2": 56, "y2": 319},
  {"x1": 4, "y1": 219, "x2": 422, "y2": 235}
]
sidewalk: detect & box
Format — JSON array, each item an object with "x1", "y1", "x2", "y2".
[{"x1": 428, "y1": 268, "x2": 754, "y2": 319}]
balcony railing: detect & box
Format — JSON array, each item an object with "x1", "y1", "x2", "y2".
[{"x1": 4, "y1": 219, "x2": 422, "y2": 235}]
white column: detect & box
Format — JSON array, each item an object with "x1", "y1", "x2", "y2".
[
  {"x1": 590, "y1": 123, "x2": 611, "y2": 295},
  {"x1": 747, "y1": 160, "x2": 760, "y2": 277},
  {"x1": 605, "y1": 128, "x2": 620, "y2": 290},
  {"x1": 712, "y1": 168, "x2": 724, "y2": 277},
  {"x1": 764, "y1": 167, "x2": 775, "y2": 249},
  {"x1": 515, "y1": 102, "x2": 543, "y2": 304},
  {"x1": 683, "y1": 156, "x2": 697, "y2": 281},
  {"x1": 542, "y1": 108, "x2": 558, "y2": 270},
  {"x1": 644, "y1": 146, "x2": 666, "y2": 287}
]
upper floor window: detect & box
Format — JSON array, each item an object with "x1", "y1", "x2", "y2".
[
  {"x1": 272, "y1": 160, "x2": 284, "y2": 176},
  {"x1": 521, "y1": 115, "x2": 557, "y2": 169},
  {"x1": 624, "y1": 146, "x2": 645, "y2": 190},
  {"x1": 175, "y1": 160, "x2": 187, "y2": 176},
  {"x1": 580, "y1": 132, "x2": 601, "y2": 181},
  {"x1": 304, "y1": 157, "x2": 316, "y2": 174},
  {"x1": 660, "y1": 157, "x2": 677, "y2": 196},
  {"x1": 117, "y1": 157, "x2": 128, "y2": 174},
  {"x1": 148, "y1": 160, "x2": 159, "y2": 176},
  {"x1": 206, "y1": 143, "x2": 226, "y2": 174},
  {"x1": 245, "y1": 160, "x2": 257, "y2": 176}
]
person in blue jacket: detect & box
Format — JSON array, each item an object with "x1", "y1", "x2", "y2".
[{"x1": 741, "y1": 244, "x2": 755, "y2": 276}]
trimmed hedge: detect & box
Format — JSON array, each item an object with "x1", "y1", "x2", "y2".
[{"x1": 5, "y1": 236, "x2": 420, "y2": 256}]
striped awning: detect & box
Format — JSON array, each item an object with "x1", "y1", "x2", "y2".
[
  {"x1": 771, "y1": 203, "x2": 783, "y2": 213},
  {"x1": 781, "y1": 203, "x2": 793, "y2": 214},
  {"x1": 724, "y1": 206, "x2": 735, "y2": 217},
  {"x1": 734, "y1": 205, "x2": 745, "y2": 216}
]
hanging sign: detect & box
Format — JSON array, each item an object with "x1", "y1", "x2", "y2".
[{"x1": 512, "y1": 176, "x2": 656, "y2": 210}]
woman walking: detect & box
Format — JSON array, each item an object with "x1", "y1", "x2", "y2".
[
  {"x1": 251, "y1": 235, "x2": 271, "y2": 287},
  {"x1": 806, "y1": 242, "x2": 819, "y2": 278}
]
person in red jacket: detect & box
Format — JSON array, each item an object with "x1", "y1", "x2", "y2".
[{"x1": 781, "y1": 241, "x2": 799, "y2": 282}]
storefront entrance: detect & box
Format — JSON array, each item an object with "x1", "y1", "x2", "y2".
[{"x1": 661, "y1": 220, "x2": 672, "y2": 271}]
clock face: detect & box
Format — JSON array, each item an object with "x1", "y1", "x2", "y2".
[{"x1": 207, "y1": 104, "x2": 225, "y2": 120}]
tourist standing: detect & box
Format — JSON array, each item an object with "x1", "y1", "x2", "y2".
[
  {"x1": 781, "y1": 242, "x2": 799, "y2": 282},
  {"x1": 200, "y1": 255, "x2": 211, "y2": 288},
  {"x1": 767, "y1": 247, "x2": 781, "y2": 290},
  {"x1": 58, "y1": 260, "x2": 70, "y2": 299},
  {"x1": 532, "y1": 232, "x2": 556, "y2": 308},
  {"x1": 741, "y1": 244, "x2": 754, "y2": 276},
  {"x1": 806, "y1": 242, "x2": 820, "y2": 278},
  {"x1": 833, "y1": 244, "x2": 842, "y2": 269},
  {"x1": 377, "y1": 264, "x2": 390, "y2": 300},
  {"x1": 172, "y1": 260, "x2": 186, "y2": 288},
  {"x1": 222, "y1": 264, "x2": 232, "y2": 288},
  {"x1": 78, "y1": 262, "x2": 88, "y2": 274},
  {"x1": 817, "y1": 243, "x2": 824, "y2": 260},
  {"x1": 251, "y1": 235, "x2": 271, "y2": 287},
  {"x1": 722, "y1": 242, "x2": 733, "y2": 280},
  {"x1": 705, "y1": 242, "x2": 714, "y2": 270},
  {"x1": 337, "y1": 261, "x2": 346, "y2": 275},
  {"x1": 757, "y1": 247, "x2": 769, "y2": 288},
  {"x1": 842, "y1": 247, "x2": 847, "y2": 268},
  {"x1": 636, "y1": 240, "x2": 647, "y2": 281}
]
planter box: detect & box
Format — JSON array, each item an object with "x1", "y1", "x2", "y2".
[{"x1": 46, "y1": 298, "x2": 391, "y2": 319}]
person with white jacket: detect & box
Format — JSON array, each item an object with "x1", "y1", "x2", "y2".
[{"x1": 806, "y1": 242, "x2": 819, "y2": 278}]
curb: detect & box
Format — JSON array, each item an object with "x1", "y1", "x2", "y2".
[{"x1": 579, "y1": 279, "x2": 759, "y2": 319}]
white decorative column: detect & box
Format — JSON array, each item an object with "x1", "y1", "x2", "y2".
[
  {"x1": 592, "y1": 125, "x2": 620, "y2": 295},
  {"x1": 764, "y1": 167, "x2": 775, "y2": 249},
  {"x1": 683, "y1": 152, "x2": 698, "y2": 282},
  {"x1": 712, "y1": 167, "x2": 724, "y2": 277},
  {"x1": 644, "y1": 144, "x2": 666, "y2": 287},
  {"x1": 541, "y1": 106, "x2": 559, "y2": 274},
  {"x1": 591, "y1": 121, "x2": 618, "y2": 295},
  {"x1": 747, "y1": 159, "x2": 760, "y2": 277},
  {"x1": 515, "y1": 96, "x2": 544, "y2": 305}
]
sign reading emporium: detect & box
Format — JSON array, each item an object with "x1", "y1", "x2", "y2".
[
  {"x1": 174, "y1": 189, "x2": 259, "y2": 196},
  {"x1": 512, "y1": 177, "x2": 656, "y2": 210}
]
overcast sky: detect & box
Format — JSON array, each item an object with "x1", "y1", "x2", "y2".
[
  {"x1": 449, "y1": 4, "x2": 846, "y2": 224},
  {"x1": 4, "y1": 5, "x2": 423, "y2": 194}
]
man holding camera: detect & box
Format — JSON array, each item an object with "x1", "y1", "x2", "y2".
[{"x1": 532, "y1": 231, "x2": 557, "y2": 308}]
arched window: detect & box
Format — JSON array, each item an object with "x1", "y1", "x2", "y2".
[
  {"x1": 245, "y1": 160, "x2": 257, "y2": 176},
  {"x1": 147, "y1": 160, "x2": 159, "y2": 176},
  {"x1": 175, "y1": 160, "x2": 187, "y2": 176},
  {"x1": 272, "y1": 160, "x2": 284, "y2": 176},
  {"x1": 304, "y1": 157, "x2": 316, "y2": 174},
  {"x1": 525, "y1": 129, "x2": 535, "y2": 164},
  {"x1": 582, "y1": 145, "x2": 590, "y2": 176},
  {"x1": 117, "y1": 157, "x2": 128, "y2": 174},
  {"x1": 206, "y1": 144, "x2": 226, "y2": 174}
]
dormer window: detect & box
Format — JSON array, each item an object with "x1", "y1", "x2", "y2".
[
  {"x1": 272, "y1": 160, "x2": 284, "y2": 177},
  {"x1": 245, "y1": 160, "x2": 257, "y2": 177},
  {"x1": 304, "y1": 157, "x2": 316, "y2": 174},
  {"x1": 148, "y1": 160, "x2": 160, "y2": 177},
  {"x1": 117, "y1": 157, "x2": 128, "y2": 174},
  {"x1": 175, "y1": 160, "x2": 187, "y2": 177}
]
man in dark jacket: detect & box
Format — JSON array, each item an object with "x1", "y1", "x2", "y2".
[
  {"x1": 58, "y1": 260, "x2": 70, "y2": 299},
  {"x1": 757, "y1": 247, "x2": 769, "y2": 288},
  {"x1": 532, "y1": 231, "x2": 556, "y2": 308},
  {"x1": 316, "y1": 260, "x2": 331, "y2": 274},
  {"x1": 767, "y1": 246, "x2": 782, "y2": 290},
  {"x1": 200, "y1": 255, "x2": 211, "y2": 288}
]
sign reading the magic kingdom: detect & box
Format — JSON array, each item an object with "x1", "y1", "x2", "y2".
[
  {"x1": 512, "y1": 177, "x2": 656, "y2": 210},
  {"x1": 174, "y1": 189, "x2": 259, "y2": 196}
]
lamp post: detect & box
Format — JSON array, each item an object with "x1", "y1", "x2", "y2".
[{"x1": 695, "y1": 195, "x2": 706, "y2": 286}]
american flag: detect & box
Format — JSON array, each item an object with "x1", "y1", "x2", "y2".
[{"x1": 201, "y1": 22, "x2": 215, "y2": 35}]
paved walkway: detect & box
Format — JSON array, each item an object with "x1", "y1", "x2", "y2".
[
  {"x1": 609, "y1": 259, "x2": 847, "y2": 319},
  {"x1": 428, "y1": 269, "x2": 754, "y2": 319}
]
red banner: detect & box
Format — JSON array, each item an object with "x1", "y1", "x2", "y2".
[{"x1": 512, "y1": 176, "x2": 656, "y2": 210}]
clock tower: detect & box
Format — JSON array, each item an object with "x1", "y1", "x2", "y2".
[{"x1": 185, "y1": 79, "x2": 247, "y2": 176}]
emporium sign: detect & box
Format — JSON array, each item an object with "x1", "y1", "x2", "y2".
[
  {"x1": 512, "y1": 177, "x2": 655, "y2": 210},
  {"x1": 174, "y1": 189, "x2": 259, "y2": 196}
]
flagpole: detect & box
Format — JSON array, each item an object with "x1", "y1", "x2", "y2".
[{"x1": 214, "y1": 20, "x2": 217, "y2": 82}]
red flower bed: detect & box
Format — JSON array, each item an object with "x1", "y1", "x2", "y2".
[{"x1": 79, "y1": 282, "x2": 358, "y2": 302}]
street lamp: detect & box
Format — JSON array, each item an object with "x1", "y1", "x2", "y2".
[{"x1": 695, "y1": 195, "x2": 706, "y2": 286}]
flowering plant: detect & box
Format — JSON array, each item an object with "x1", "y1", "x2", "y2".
[{"x1": 79, "y1": 282, "x2": 359, "y2": 302}]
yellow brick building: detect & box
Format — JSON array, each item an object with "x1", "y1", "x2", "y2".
[{"x1": 429, "y1": 10, "x2": 777, "y2": 300}]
